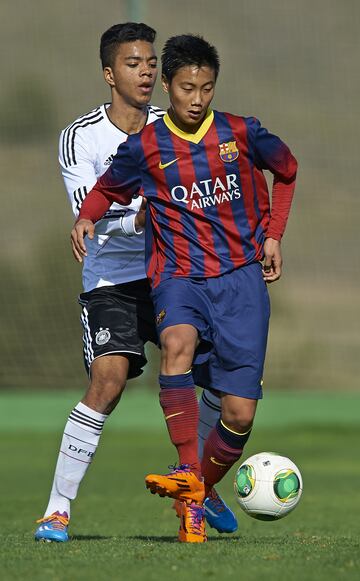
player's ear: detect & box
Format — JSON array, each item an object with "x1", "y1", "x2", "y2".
[
  {"x1": 103, "y1": 67, "x2": 115, "y2": 88},
  {"x1": 161, "y1": 74, "x2": 170, "y2": 94}
]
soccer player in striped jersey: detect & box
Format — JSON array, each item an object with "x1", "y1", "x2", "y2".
[
  {"x1": 72, "y1": 34, "x2": 298, "y2": 543},
  {"x1": 35, "y1": 24, "x2": 231, "y2": 544}
]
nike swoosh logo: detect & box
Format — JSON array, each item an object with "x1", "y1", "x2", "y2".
[
  {"x1": 210, "y1": 457, "x2": 228, "y2": 467},
  {"x1": 165, "y1": 411, "x2": 184, "y2": 420},
  {"x1": 159, "y1": 158, "x2": 179, "y2": 170}
]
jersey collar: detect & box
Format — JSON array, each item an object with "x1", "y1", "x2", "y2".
[{"x1": 163, "y1": 109, "x2": 214, "y2": 144}]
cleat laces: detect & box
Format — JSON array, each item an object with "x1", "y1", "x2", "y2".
[
  {"x1": 207, "y1": 489, "x2": 225, "y2": 513},
  {"x1": 36, "y1": 512, "x2": 69, "y2": 531},
  {"x1": 167, "y1": 463, "x2": 190, "y2": 474},
  {"x1": 188, "y1": 505, "x2": 204, "y2": 534},
  {"x1": 167, "y1": 463, "x2": 199, "y2": 475}
]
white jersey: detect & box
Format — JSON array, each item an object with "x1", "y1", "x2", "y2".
[{"x1": 59, "y1": 103, "x2": 164, "y2": 292}]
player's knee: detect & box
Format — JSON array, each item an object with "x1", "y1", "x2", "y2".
[
  {"x1": 85, "y1": 370, "x2": 126, "y2": 414},
  {"x1": 160, "y1": 330, "x2": 192, "y2": 363},
  {"x1": 221, "y1": 411, "x2": 254, "y2": 435}
]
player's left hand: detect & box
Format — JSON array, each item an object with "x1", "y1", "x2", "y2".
[
  {"x1": 262, "y1": 237, "x2": 282, "y2": 283},
  {"x1": 71, "y1": 219, "x2": 95, "y2": 263}
]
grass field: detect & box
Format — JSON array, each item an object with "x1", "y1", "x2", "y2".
[{"x1": 1, "y1": 390, "x2": 359, "y2": 580}]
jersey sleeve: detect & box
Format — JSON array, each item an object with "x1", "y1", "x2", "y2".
[
  {"x1": 251, "y1": 118, "x2": 298, "y2": 240},
  {"x1": 59, "y1": 128, "x2": 97, "y2": 219},
  {"x1": 79, "y1": 140, "x2": 142, "y2": 223},
  {"x1": 59, "y1": 127, "x2": 141, "y2": 236}
]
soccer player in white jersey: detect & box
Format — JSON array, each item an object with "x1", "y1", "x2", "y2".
[{"x1": 35, "y1": 22, "x2": 235, "y2": 543}]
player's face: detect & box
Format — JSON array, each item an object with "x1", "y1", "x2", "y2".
[
  {"x1": 162, "y1": 65, "x2": 216, "y2": 132},
  {"x1": 104, "y1": 41, "x2": 158, "y2": 107}
]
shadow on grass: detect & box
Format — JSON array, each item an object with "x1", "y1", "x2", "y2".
[
  {"x1": 129, "y1": 535, "x2": 230, "y2": 543},
  {"x1": 70, "y1": 535, "x2": 113, "y2": 541},
  {"x1": 69, "y1": 534, "x2": 235, "y2": 544},
  {"x1": 69, "y1": 533, "x2": 345, "y2": 547}
]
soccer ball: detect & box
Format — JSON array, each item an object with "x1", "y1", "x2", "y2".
[{"x1": 234, "y1": 452, "x2": 303, "y2": 520}]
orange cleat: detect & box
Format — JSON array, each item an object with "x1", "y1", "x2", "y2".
[
  {"x1": 145, "y1": 464, "x2": 205, "y2": 505},
  {"x1": 178, "y1": 500, "x2": 207, "y2": 543}
]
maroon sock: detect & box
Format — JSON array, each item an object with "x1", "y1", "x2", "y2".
[
  {"x1": 201, "y1": 420, "x2": 251, "y2": 494},
  {"x1": 159, "y1": 386, "x2": 200, "y2": 477}
]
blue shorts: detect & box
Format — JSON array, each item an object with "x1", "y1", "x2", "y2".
[{"x1": 151, "y1": 262, "x2": 270, "y2": 399}]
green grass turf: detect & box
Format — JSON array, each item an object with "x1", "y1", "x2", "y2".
[{"x1": 0, "y1": 390, "x2": 359, "y2": 581}]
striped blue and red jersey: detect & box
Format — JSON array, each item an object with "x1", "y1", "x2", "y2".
[{"x1": 80, "y1": 110, "x2": 297, "y2": 288}]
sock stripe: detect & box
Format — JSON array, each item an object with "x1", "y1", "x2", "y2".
[
  {"x1": 202, "y1": 392, "x2": 221, "y2": 412},
  {"x1": 216, "y1": 419, "x2": 252, "y2": 449},
  {"x1": 70, "y1": 408, "x2": 105, "y2": 425},
  {"x1": 69, "y1": 409, "x2": 104, "y2": 430},
  {"x1": 68, "y1": 414, "x2": 103, "y2": 433},
  {"x1": 198, "y1": 418, "x2": 215, "y2": 429},
  {"x1": 220, "y1": 419, "x2": 252, "y2": 436}
]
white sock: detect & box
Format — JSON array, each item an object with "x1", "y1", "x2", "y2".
[
  {"x1": 44, "y1": 402, "x2": 108, "y2": 518},
  {"x1": 198, "y1": 390, "x2": 221, "y2": 459}
]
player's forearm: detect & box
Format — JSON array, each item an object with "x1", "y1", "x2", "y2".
[
  {"x1": 78, "y1": 187, "x2": 112, "y2": 223},
  {"x1": 266, "y1": 175, "x2": 296, "y2": 240}
]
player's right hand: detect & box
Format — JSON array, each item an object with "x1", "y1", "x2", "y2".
[
  {"x1": 71, "y1": 219, "x2": 95, "y2": 263},
  {"x1": 262, "y1": 237, "x2": 282, "y2": 283}
]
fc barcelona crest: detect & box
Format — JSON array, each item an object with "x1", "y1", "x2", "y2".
[
  {"x1": 219, "y1": 141, "x2": 239, "y2": 163},
  {"x1": 156, "y1": 309, "x2": 166, "y2": 326}
]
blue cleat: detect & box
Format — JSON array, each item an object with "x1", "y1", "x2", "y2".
[
  {"x1": 34, "y1": 511, "x2": 69, "y2": 542},
  {"x1": 204, "y1": 488, "x2": 238, "y2": 533}
]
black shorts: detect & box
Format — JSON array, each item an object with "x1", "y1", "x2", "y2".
[{"x1": 78, "y1": 279, "x2": 158, "y2": 379}]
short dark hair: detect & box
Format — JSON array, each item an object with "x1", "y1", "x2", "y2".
[
  {"x1": 100, "y1": 22, "x2": 156, "y2": 68},
  {"x1": 162, "y1": 34, "x2": 220, "y2": 82}
]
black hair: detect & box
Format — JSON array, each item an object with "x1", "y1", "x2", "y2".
[
  {"x1": 100, "y1": 22, "x2": 156, "y2": 68},
  {"x1": 162, "y1": 34, "x2": 220, "y2": 82}
]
